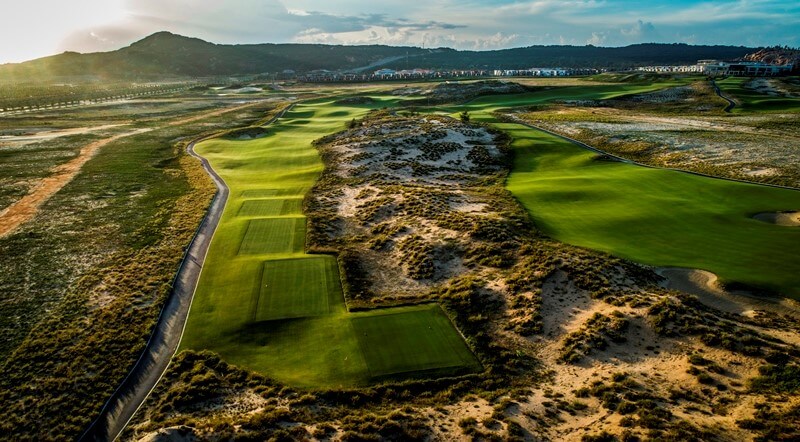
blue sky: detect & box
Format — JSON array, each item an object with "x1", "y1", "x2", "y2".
[{"x1": 1, "y1": 0, "x2": 799, "y2": 63}]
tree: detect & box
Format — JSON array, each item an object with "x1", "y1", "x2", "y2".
[{"x1": 459, "y1": 110, "x2": 470, "y2": 123}]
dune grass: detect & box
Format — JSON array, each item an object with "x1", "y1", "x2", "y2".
[{"x1": 182, "y1": 97, "x2": 480, "y2": 388}]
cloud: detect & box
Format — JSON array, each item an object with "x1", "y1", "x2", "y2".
[
  {"x1": 587, "y1": 32, "x2": 607, "y2": 46},
  {"x1": 621, "y1": 20, "x2": 657, "y2": 38},
  {"x1": 4, "y1": 0, "x2": 800, "y2": 64},
  {"x1": 285, "y1": 11, "x2": 464, "y2": 35}
]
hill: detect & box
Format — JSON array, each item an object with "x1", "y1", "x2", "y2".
[
  {"x1": 0, "y1": 32, "x2": 435, "y2": 82},
  {"x1": 744, "y1": 46, "x2": 800, "y2": 73},
  {"x1": 383, "y1": 43, "x2": 757, "y2": 70},
  {"x1": 0, "y1": 32, "x2": 758, "y2": 82}
]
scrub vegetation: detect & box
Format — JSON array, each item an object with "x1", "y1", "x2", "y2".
[
  {"x1": 0, "y1": 96, "x2": 287, "y2": 439},
  {"x1": 3, "y1": 74, "x2": 800, "y2": 441},
  {"x1": 129, "y1": 77, "x2": 800, "y2": 441}
]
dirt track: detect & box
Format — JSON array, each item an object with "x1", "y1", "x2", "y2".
[
  {"x1": 0, "y1": 100, "x2": 269, "y2": 239},
  {"x1": 0, "y1": 129, "x2": 150, "y2": 238}
]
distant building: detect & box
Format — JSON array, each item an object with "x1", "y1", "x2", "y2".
[
  {"x1": 637, "y1": 60, "x2": 793, "y2": 77},
  {"x1": 491, "y1": 67, "x2": 596, "y2": 77},
  {"x1": 726, "y1": 62, "x2": 793, "y2": 76},
  {"x1": 374, "y1": 69, "x2": 397, "y2": 77},
  {"x1": 278, "y1": 69, "x2": 296, "y2": 80}
]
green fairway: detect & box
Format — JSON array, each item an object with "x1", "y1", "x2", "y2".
[
  {"x1": 716, "y1": 77, "x2": 800, "y2": 113},
  {"x1": 425, "y1": 79, "x2": 800, "y2": 298},
  {"x1": 238, "y1": 218, "x2": 306, "y2": 255},
  {"x1": 255, "y1": 256, "x2": 342, "y2": 321},
  {"x1": 352, "y1": 305, "x2": 481, "y2": 380},
  {"x1": 500, "y1": 124, "x2": 800, "y2": 297},
  {"x1": 237, "y1": 198, "x2": 303, "y2": 217},
  {"x1": 182, "y1": 97, "x2": 481, "y2": 387}
]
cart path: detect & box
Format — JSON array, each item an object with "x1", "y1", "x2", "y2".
[
  {"x1": 79, "y1": 103, "x2": 294, "y2": 442},
  {"x1": 711, "y1": 79, "x2": 736, "y2": 113}
]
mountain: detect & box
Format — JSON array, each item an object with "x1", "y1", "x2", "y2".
[
  {"x1": 383, "y1": 43, "x2": 758, "y2": 70},
  {"x1": 0, "y1": 32, "x2": 435, "y2": 82},
  {"x1": 0, "y1": 32, "x2": 759, "y2": 82}
]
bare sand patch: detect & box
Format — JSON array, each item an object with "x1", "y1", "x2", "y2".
[
  {"x1": 657, "y1": 267, "x2": 800, "y2": 318},
  {"x1": 753, "y1": 211, "x2": 800, "y2": 226},
  {"x1": 0, "y1": 124, "x2": 125, "y2": 145},
  {"x1": 137, "y1": 426, "x2": 197, "y2": 442},
  {"x1": 744, "y1": 167, "x2": 779, "y2": 177}
]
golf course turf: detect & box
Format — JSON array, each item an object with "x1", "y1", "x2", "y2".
[
  {"x1": 183, "y1": 79, "x2": 800, "y2": 389},
  {"x1": 500, "y1": 124, "x2": 800, "y2": 298},
  {"x1": 715, "y1": 77, "x2": 800, "y2": 113},
  {"x1": 439, "y1": 80, "x2": 800, "y2": 299},
  {"x1": 181, "y1": 98, "x2": 481, "y2": 388}
]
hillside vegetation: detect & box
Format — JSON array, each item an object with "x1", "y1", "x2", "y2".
[{"x1": 0, "y1": 32, "x2": 757, "y2": 82}]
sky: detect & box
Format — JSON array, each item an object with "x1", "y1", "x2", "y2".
[{"x1": 1, "y1": 0, "x2": 799, "y2": 64}]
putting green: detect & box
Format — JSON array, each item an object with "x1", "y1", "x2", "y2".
[
  {"x1": 182, "y1": 97, "x2": 481, "y2": 388},
  {"x1": 352, "y1": 305, "x2": 481, "y2": 379},
  {"x1": 255, "y1": 256, "x2": 342, "y2": 321}
]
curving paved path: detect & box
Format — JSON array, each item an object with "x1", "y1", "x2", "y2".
[
  {"x1": 80, "y1": 104, "x2": 294, "y2": 441},
  {"x1": 710, "y1": 79, "x2": 736, "y2": 113},
  {"x1": 79, "y1": 136, "x2": 228, "y2": 442}
]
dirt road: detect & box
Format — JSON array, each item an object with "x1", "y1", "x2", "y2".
[{"x1": 0, "y1": 100, "x2": 270, "y2": 239}]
